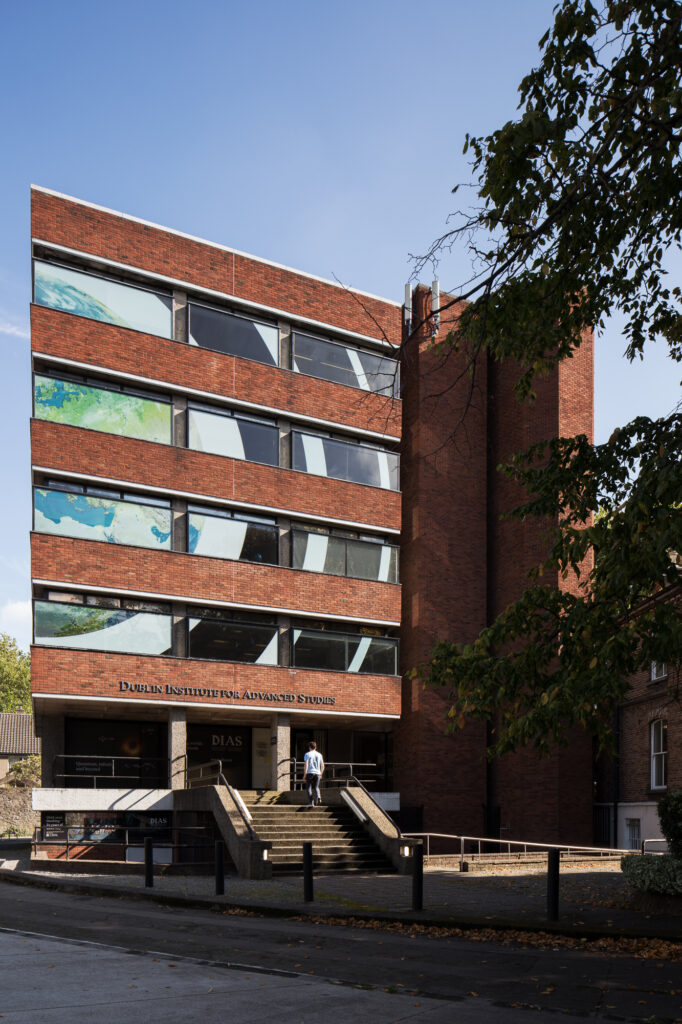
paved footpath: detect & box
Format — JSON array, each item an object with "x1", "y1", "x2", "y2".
[{"x1": 1, "y1": 854, "x2": 679, "y2": 939}]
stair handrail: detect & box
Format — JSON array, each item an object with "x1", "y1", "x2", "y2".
[
  {"x1": 401, "y1": 831, "x2": 634, "y2": 866},
  {"x1": 186, "y1": 759, "x2": 258, "y2": 841},
  {"x1": 346, "y1": 775, "x2": 402, "y2": 839}
]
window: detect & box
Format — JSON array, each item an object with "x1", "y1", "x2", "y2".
[
  {"x1": 292, "y1": 332, "x2": 399, "y2": 397},
  {"x1": 188, "y1": 403, "x2": 278, "y2": 466},
  {"x1": 651, "y1": 661, "x2": 668, "y2": 682},
  {"x1": 34, "y1": 592, "x2": 172, "y2": 656},
  {"x1": 34, "y1": 260, "x2": 173, "y2": 338},
  {"x1": 651, "y1": 719, "x2": 668, "y2": 790},
  {"x1": 292, "y1": 430, "x2": 399, "y2": 490},
  {"x1": 33, "y1": 374, "x2": 171, "y2": 445},
  {"x1": 292, "y1": 527, "x2": 398, "y2": 582},
  {"x1": 188, "y1": 506, "x2": 278, "y2": 564},
  {"x1": 34, "y1": 484, "x2": 172, "y2": 550},
  {"x1": 187, "y1": 607, "x2": 278, "y2": 664},
  {"x1": 626, "y1": 818, "x2": 641, "y2": 851},
  {"x1": 188, "y1": 303, "x2": 278, "y2": 366},
  {"x1": 291, "y1": 625, "x2": 398, "y2": 675}
]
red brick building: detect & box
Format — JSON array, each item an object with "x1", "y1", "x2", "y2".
[{"x1": 29, "y1": 186, "x2": 595, "y2": 848}]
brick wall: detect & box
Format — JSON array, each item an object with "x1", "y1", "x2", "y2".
[
  {"x1": 395, "y1": 286, "x2": 489, "y2": 832},
  {"x1": 31, "y1": 305, "x2": 401, "y2": 439},
  {"x1": 31, "y1": 533, "x2": 401, "y2": 623},
  {"x1": 31, "y1": 189, "x2": 402, "y2": 345},
  {"x1": 30, "y1": 647, "x2": 401, "y2": 718},
  {"x1": 31, "y1": 420, "x2": 401, "y2": 530}
]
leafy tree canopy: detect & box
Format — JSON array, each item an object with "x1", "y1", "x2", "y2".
[
  {"x1": 418, "y1": 0, "x2": 681, "y2": 755},
  {"x1": 0, "y1": 634, "x2": 31, "y2": 714}
]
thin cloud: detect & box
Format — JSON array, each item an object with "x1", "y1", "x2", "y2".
[{"x1": 0, "y1": 320, "x2": 29, "y2": 340}]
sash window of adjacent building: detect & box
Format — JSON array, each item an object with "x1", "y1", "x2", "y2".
[{"x1": 650, "y1": 719, "x2": 668, "y2": 790}]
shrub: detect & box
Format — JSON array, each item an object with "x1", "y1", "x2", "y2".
[
  {"x1": 621, "y1": 854, "x2": 682, "y2": 895},
  {"x1": 657, "y1": 789, "x2": 682, "y2": 859},
  {"x1": 6, "y1": 755, "x2": 41, "y2": 788}
]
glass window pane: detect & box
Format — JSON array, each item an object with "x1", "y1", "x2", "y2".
[
  {"x1": 189, "y1": 304, "x2": 278, "y2": 366},
  {"x1": 34, "y1": 601, "x2": 171, "y2": 655},
  {"x1": 34, "y1": 375, "x2": 171, "y2": 444},
  {"x1": 238, "y1": 419, "x2": 279, "y2": 465},
  {"x1": 293, "y1": 334, "x2": 357, "y2": 388},
  {"x1": 324, "y1": 536, "x2": 347, "y2": 576},
  {"x1": 292, "y1": 431, "x2": 398, "y2": 490},
  {"x1": 189, "y1": 513, "x2": 277, "y2": 564},
  {"x1": 293, "y1": 333, "x2": 399, "y2": 396},
  {"x1": 292, "y1": 629, "x2": 347, "y2": 671},
  {"x1": 346, "y1": 539, "x2": 381, "y2": 580},
  {"x1": 188, "y1": 618, "x2": 278, "y2": 664},
  {"x1": 345, "y1": 443, "x2": 382, "y2": 488},
  {"x1": 359, "y1": 637, "x2": 398, "y2": 675},
  {"x1": 356, "y1": 349, "x2": 400, "y2": 397},
  {"x1": 34, "y1": 261, "x2": 172, "y2": 338},
  {"x1": 34, "y1": 488, "x2": 172, "y2": 550},
  {"x1": 323, "y1": 438, "x2": 352, "y2": 482},
  {"x1": 188, "y1": 408, "x2": 278, "y2": 465}
]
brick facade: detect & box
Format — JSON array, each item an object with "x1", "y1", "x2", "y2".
[{"x1": 30, "y1": 187, "x2": 598, "y2": 845}]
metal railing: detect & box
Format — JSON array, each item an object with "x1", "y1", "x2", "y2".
[
  {"x1": 289, "y1": 759, "x2": 379, "y2": 789},
  {"x1": 642, "y1": 838, "x2": 669, "y2": 854},
  {"x1": 185, "y1": 759, "x2": 258, "y2": 840},
  {"x1": 402, "y1": 832, "x2": 634, "y2": 869},
  {"x1": 32, "y1": 825, "x2": 216, "y2": 863},
  {"x1": 52, "y1": 754, "x2": 170, "y2": 788}
]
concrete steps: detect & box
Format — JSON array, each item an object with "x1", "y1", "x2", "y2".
[{"x1": 243, "y1": 796, "x2": 395, "y2": 876}]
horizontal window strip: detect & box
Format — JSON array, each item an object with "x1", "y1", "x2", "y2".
[
  {"x1": 32, "y1": 353, "x2": 400, "y2": 443},
  {"x1": 32, "y1": 466, "x2": 401, "y2": 535},
  {"x1": 32, "y1": 234, "x2": 401, "y2": 345}
]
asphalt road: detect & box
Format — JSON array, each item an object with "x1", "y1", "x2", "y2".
[{"x1": 0, "y1": 881, "x2": 680, "y2": 1023}]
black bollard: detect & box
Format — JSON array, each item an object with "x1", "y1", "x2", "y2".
[
  {"x1": 303, "y1": 841, "x2": 314, "y2": 902},
  {"x1": 547, "y1": 848, "x2": 560, "y2": 920},
  {"x1": 215, "y1": 840, "x2": 225, "y2": 896},
  {"x1": 412, "y1": 844, "x2": 424, "y2": 911},
  {"x1": 144, "y1": 836, "x2": 153, "y2": 888}
]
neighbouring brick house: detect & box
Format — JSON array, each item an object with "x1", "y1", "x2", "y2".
[
  {"x1": 594, "y1": 588, "x2": 680, "y2": 851},
  {"x1": 0, "y1": 712, "x2": 40, "y2": 781},
  {"x1": 29, "y1": 186, "x2": 595, "y2": 854}
]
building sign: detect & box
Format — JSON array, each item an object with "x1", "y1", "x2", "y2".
[
  {"x1": 42, "y1": 812, "x2": 67, "y2": 842},
  {"x1": 119, "y1": 681, "x2": 337, "y2": 706},
  {"x1": 187, "y1": 725, "x2": 251, "y2": 787}
]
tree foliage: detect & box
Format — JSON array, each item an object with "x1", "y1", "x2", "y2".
[
  {"x1": 419, "y1": 0, "x2": 682, "y2": 755},
  {"x1": 0, "y1": 634, "x2": 31, "y2": 714}
]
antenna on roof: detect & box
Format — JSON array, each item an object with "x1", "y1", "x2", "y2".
[
  {"x1": 431, "y1": 279, "x2": 440, "y2": 337},
  {"x1": 403, "y1": 283, "x2": 412, "y2": 335}
]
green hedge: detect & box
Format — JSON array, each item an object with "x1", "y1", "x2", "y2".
[{"x1": 621, "y1": 853, "x2": 682, "y2": 895}]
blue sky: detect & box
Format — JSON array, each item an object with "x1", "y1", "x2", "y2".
[{"x1": 0, "y1": 0, "x2": 679, "y2": 652}]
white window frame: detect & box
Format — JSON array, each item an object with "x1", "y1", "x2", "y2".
[
  {"x1": 651, "y1": 661, "x2": 668, "y2": 682},
  {"x1": 650, "y1": 719, "x2": 668, "y2": 790}
]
